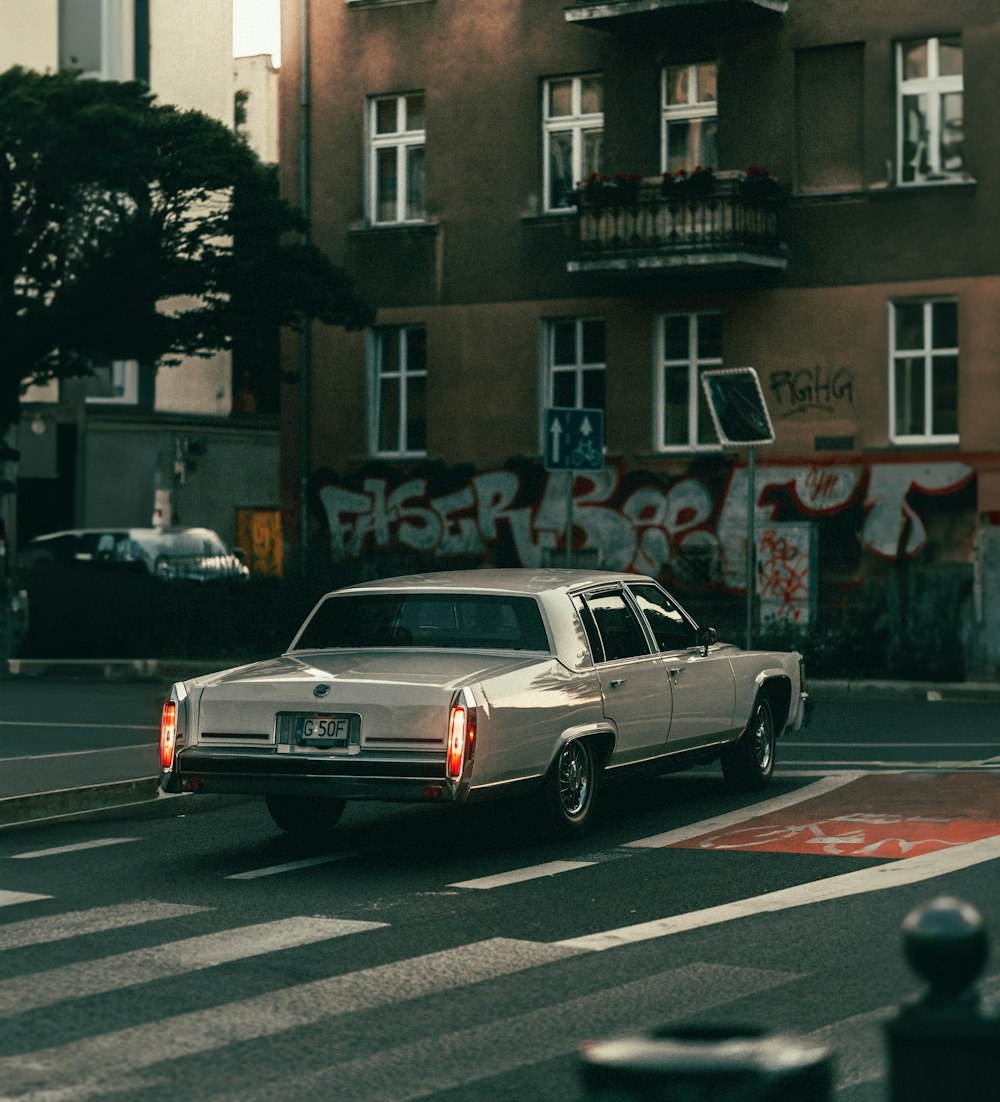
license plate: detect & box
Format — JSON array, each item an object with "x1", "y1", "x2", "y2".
[{"x1": 292, "y1": 713, "x2": 359, "y2": 750}]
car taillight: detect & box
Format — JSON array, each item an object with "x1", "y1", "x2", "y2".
[
  {"x1": 160, "y1": 700, "x2": 177, "y2": 770},
  {"x1": 446, "y1": 697, "x2": 476, "y2": 781}
]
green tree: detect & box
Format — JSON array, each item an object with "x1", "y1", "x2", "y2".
[{"x1": 0, "y1": 65, "x2": 371, "y2": 433}]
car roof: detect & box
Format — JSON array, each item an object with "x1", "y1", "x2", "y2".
[
  {"x1": 332, "y1": 568, "x2": 651, "y2": 599},
  {"x1": 30, "y1": 527, "x2": 220, "y2": 542}
]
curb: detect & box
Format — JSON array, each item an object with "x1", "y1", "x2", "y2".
[{"x1": 0, "y1": 777, "x2": 246, "y2": 832}]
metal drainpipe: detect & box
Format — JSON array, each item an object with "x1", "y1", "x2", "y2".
[{"x1": 298, "y1": 0, "x2": 311, "y2": 573}]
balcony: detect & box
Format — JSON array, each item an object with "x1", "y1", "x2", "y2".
[
  {"x1": 564, "y1": 1, "x2": 788, "y2": 30},
  {"x1": 567, "y1": 171, "x2": 787, "y2": 275}
]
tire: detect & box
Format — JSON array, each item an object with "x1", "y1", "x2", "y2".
[
  {"x1": 722, "y1": 694, "x2": 775, "y2": 791},
  {"x1": 265, "y1": 794, "x2": 346, "y2": 837},
  {"x1": 543, "y1": 738, "x2": 598, "y2": 837}
]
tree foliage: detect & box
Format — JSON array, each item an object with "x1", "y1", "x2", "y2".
[{"x1": 0, "y1": 66, "x2": 371, "y2": 432}]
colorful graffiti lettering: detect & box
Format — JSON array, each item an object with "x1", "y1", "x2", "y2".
[
  {"x1": 757, "y1": 525, "x2": 811, "y2": 623},
  {"x1": 316, "y1": 460, "x2": 973, "y2": 589}
]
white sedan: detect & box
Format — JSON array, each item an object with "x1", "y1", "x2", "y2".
[{"x1": 159, "y1": 569, "x2": 812, "y2": 837}]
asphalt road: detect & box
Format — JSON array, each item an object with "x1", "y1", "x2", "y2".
[{"x1": 1, "y1": 678, "x2": 999, "y2": 1101}]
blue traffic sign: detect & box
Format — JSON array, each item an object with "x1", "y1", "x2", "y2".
[{"x1": 544, "y1": 407, "x2": 605, "y2": 472}]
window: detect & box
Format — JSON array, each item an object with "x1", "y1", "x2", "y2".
[
  {"x1": 897, "y1": 37, "x2": 964, "y2": 184},
  {"x1": 543, "y1": 75, "x2": 603, "y2": 212},
  {"x1": 369, "y1": 93, "x2": 426, "y2": 223},
  {"x1": 371, "y1": 326, "x2": 427, "y2": 456},
  {"x1": 627, "y1": 583, "x2": 696, "y2": 651},
  {"x1": 85, "y1": 360, "x2": 139, "y2": 405},
  {"x1": 657, "y1": 312, "x2": 721, "y2": 450},
  {"x1": 547, "y1": 318, "x2": 605, "y2": 410},
  {"x1": 294, "y1": 593, "x2": 550, "y2": 652},
  {"x1": 662, "y1": 63, "x2": 717, "y2": 174},
  {"x1": 583, "y1": 590, "x2": 652, "y2": 662},
  {"x1": 889, "y1": 299, "x2": 958, "y2": 443}
]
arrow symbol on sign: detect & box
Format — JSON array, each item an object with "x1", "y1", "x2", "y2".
[
  {"x1": 550, "y1": 417, "x2": 563, "y2": 465},
  {"x1": 580, "y1": 416, "x2": 593, "y2": 438}
]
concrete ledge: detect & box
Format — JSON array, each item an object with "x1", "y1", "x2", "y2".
[{"x1": 0, "y1": 777, "x2": 246, "y2": 831}]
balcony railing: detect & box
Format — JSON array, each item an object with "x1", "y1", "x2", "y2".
[
  {"x1": 568, "y1": 172, "x2": 787, "y2": 274},
  {"x1": 564, "y1": 1, "x2": 789, "y2": 29}
]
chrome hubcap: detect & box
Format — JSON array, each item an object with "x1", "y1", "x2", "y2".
[
  {"x1": 754, "y1": 706, "x2": 773, "y2": 772},
  {"x1": 559, "y1": 743, "x2": 590, "y2": 816}
]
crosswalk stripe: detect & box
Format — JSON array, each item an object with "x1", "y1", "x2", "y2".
[
  {"x1": 0, "y1": 916, "x2": 387, "y2": 1018},
  {"x1": 0, "y1": 902, "x2": 208, "y2": 951},
  {"x1": 0, "y1": 938, "x2": 583, "y2": 1100},
  {"x1": 203, "y1": 962, "x2": 799, "y2": 1102},
  {"x1": 226, "y1": 852, "x2": 358, "y2": 879},
  {"x1": 449, "y1": 859, "x2": 594, "y2": 889},
  {"x1": 0, "y1": 890, "x2": 51, "y2": 910},
  {"x1": 11, "y1": 838, "x2": 139, "y2": 859}
]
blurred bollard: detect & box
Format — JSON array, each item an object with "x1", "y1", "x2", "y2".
[
  {"x1": 886, "y1": 896, "x2": 1000, "y2": 1100},
  {"x1": 578, "y1": 1023, "x2": 832, "y2": 1101}
]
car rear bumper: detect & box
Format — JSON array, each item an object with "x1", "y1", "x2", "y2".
[{"x1": 160, "y1": 747, "x2": 462, "y2": 804}]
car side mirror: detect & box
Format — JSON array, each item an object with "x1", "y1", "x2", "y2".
[{"x1": 697, "y1": 626, "x2": 717, "y2": 657}]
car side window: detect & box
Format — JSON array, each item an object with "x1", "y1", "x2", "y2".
[
  {"x1": 583, "y1": 590, "x2": 653, "y2": 662},
  {"x1": 628, "y1": 583, "x2": 696, "y2": 651}
]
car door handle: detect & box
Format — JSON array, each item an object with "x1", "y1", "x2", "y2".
[
  {"x1": 608, "y1": 678, "x2": 628, "y2": 688},
  {"x1": 667, "y1": 667, "x2": 683, "y2": 679}
]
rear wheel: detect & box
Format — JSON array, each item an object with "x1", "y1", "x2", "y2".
[
  {"x1": 543, "y1": 738, "x2": 598, "y2": 838},
  {"x1": 722, "y1": 694, "x2": 775, "y2": 791},
  {"x1": 265, "y1": 795, "x2": 346, "y2": 837}
]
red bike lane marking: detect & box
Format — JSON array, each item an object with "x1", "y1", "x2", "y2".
[{"x1": 671, "y1": 772, "x2": 1000, "y2": 859}]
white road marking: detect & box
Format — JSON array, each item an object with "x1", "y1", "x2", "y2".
[
  {"x1": 0, "y1": 890, "x2": 51, "y2": 910},
  {"x1": 2, "y1": 745, "x2": 149, "y2": 762},
  {"x1": 0, "y1": 938, "x2": 583, "y2": 1099},
  {"x1": 782, "y1": 741, "x2": 1000, "y2": 748},
  {"x1": 0, "y1": 916, "x2": 386, "y2": 1018},
  {"x1": 556, "y1": 833, "x2": 1000, "y2": 952},
  {"x1": 449, "y1": 860, "x2": 594, "y2": 889},
  {"x1": 0, "y1": 902, "x2": 208, "y2": 950},
  {"x1": 625, "y1": 772, "x2": 865, "y2": 848},
  {"x1": 11, "y1": 838, "x2": 139, "y2": 859},
  {"x1": 206, "y1": 963, "x2": 799, "y2": 1102},
  {"x1": 226, "y1": 852, "x2": 359, "y2": 879}
]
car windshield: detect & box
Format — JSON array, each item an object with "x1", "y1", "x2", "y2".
[
  {"x1": 293, "y1": 593, "x2": 551, "y2": 652},
  {"x1": 133, "y1": 530, "x2": 229, "y2": 559}
]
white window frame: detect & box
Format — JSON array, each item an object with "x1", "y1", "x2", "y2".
[
  {"x1": 544, "y1": 317, "x2": 606, "y2": 411},
  {"x1": 369, "y1": 325, "x2": 427, "y2": 458},
  {"x1": 661, "y1": 63, "x2": 718, "y2": 174},
  {"x1": 655, "y1": 312, "x2": 723, "y2": 452},
  {"x1": 896, "y1": 36, "x2": 964, "y2": 186},
  {"x1": 368, "y1": 92, "x2": 426, "y2": 225},
  {"x1": 542, "y1": 74, "x2": 603, "y2": 213},
  {"x1": 888, "y1": 298, "x2": 959, "y2": 445},
  {"x1": 84, "y1": 359, "x2": 139, "y2": 405}
]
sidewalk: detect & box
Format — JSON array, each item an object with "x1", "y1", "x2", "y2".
[{"x1": 3, "y1": 658, "x2": 999, "y2": 831}]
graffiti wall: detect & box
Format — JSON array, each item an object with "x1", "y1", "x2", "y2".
[{"x1": 316, "y1": 459, "x2": 974, "y2": 595}]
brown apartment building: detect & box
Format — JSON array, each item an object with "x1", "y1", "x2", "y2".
[{"x1": 278, "y1": 0, "x2": 1000, "y2": 679}]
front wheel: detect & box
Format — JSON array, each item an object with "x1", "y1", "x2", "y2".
[
  {"x1": 265, "y1": 794, "x2": 346, "y2": 837},
  {"x1": 722, "y1": 695, "x2": 775, "y2": 791},
  {"x1": 543, "y1": 738, "x2": 598, "y2": 838}
]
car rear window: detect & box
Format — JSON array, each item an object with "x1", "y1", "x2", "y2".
[{"x1": 293, "y1": 593, "x2": 551, "y2": 652}]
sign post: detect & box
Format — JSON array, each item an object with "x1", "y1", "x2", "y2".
[
  {"x1": 544, "y1": 407, "x2": 604, "y2": 568},
  {"x1": 701, "y1": 368, "x2": 775, "y2": 649}
]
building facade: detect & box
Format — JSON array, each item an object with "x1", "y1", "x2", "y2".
[
  {"x1": 3, "y1": 0, "x2": 282, "y2": 570},
  {"x1": 279, "y1": 0, "x2": 1000, "y2": 678}
]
